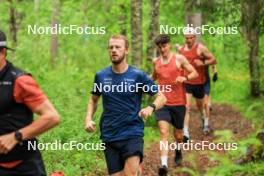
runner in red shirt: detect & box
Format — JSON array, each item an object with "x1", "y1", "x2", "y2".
[
  {"x1": 152, "y1": 35, "x2": 198, "y2": 175},
  {"x1": 177, "y1": 28, "x2": 217, "y2": 140},
  {"x1": 0, "y1": 30, "x2": 60, "y2": 176}
]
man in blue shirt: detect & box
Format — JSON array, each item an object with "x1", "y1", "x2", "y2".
[{"x1": 85, "y1": 35, "x2": 166, "y2": 176}]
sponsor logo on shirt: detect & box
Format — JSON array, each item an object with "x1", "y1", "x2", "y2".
[{"x1": 0, "y1": 81, "x2": 12, "y2": 86}]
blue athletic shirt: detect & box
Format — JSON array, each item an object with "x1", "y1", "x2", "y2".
[{"x1": 91, "y1": 65, "x2": 158, "y2": 142}]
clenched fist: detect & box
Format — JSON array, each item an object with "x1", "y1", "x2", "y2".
[{"x1": 85, "y1": 120, "x2": 96, "y2": 132}]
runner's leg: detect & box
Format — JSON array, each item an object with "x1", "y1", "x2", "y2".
[
  {"x1": 196, "y1": 98, "x2": 210, "y2": 134},
  {"x1": 172, "y1": 105, "x2": 186, "y2": 165},
  {"x1": 158, "y1": 120, "x2": 170, "y2": 167},
  {"x1": 204, "y1": 94, "x2": 210, "y2": 123},
  {"x1": 174, "y1": 128, "x2": 183, "y2": 165},
  {"x1": 203, "y1": 78, "x2": 211, "y2": 124},
  {"x1": 111, "y1": 171, "x2": 124, "y2": 176},
  {"x1": 195, "y1": 97, "x2": 205, "y2": 119},
  {"x1": 174, "y1": 129, "x2": 183, "y2": 143},
  {"x1": 184, "y1": 93, "x2": 192, "y2": 140},
  {"x1": 155, "y1": 107, "x2": 171, "y2": 175},
  {"x1": 124, "y1": 156, "x2": 140, "y2": 176},
  {"x1": 208, "y1": 95, "x2": 212, "y2": 110}
]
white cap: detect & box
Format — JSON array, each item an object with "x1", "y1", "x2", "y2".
[
  {"x1": 0, "y1": 41, "x2": 7, "y2": 47},
  {"x1": 183, "y1": 27, "x2": 196, "y2": 35}
]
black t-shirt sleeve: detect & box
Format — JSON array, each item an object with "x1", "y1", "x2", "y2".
[{"x1": 91, "y1": 73, "x2": 101, "y2": 96}]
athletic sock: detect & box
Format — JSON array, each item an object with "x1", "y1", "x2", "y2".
[
  {"x1": 183, "y1": 127, "x2": 189, "y2": 137},
  {"x1": 204, "y1": 117, "x2": 209, "y2": 126},
  {"x1": 201, "y1": 111, "x2": 205, "y2": 119},
  {"x1": 161, "y1": 156, "x2": 168, "y2": 167}
]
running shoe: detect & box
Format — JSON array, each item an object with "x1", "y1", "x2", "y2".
[
  {"x1": 174, "y1": 149, "x2": 182, "y2": 166},
  {"x1": 158, "y1": 165, "x2": 168, "y2": 176},
  {"x1": 183, "y1": 135, "x2": 189, "y2": 143},
  {"x1": 203, "y1": 125, "x2": 210, "y2": 135}
]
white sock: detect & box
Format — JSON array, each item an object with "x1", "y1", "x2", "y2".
[
  {"x1": 201, "y1": 111, "x2": 205, "y2": 119},
  {"x1": 183, "y1": 127, "x2": 189, "y2": 137},
  {"x1": 204, "y1": 117, "x2": 209, "y2": 126},
  {"x1": 161, "y1": 156, "x2": 168, "y2": 167}
]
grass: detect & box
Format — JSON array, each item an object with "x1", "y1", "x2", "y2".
[{"x1": 1, "y1": 1, "x2": 264, "y2": 175}]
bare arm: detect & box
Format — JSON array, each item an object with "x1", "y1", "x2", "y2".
[
  {"x1": 175, "y1": 43, "x2": 182, "y2": 52},
  {"x1": 175, "y1": 54, "x2": 198, "y2": 83},
  {"x1": 179, "y1": 55, "x2": 198, "y2": 80},
  {"x1": 212, "y1": 64, "x2": 217, "y2": 73},
  {"x1": 151, "y1": 70, "x2": 157, "y2": 81},
  {"x1": 0, "y1": 100, "x2": 60, "y2": 154},
  {"x1": 85, "y1": 95, "x2": 100, "y2": 132},
  {"x1": 211, "y1": 64, "x2": 218, "y2": 82},
  {"x1": 20, "y1": 99, "x2": 60, "y2": 140},
  {"x1": 151, "y1": 57, "x2": 158, "y2": 80},
  {"x1": 200, "y1": 45, "x2": 217, "y2": 65},
  {"x1": 152, "y1": 92, "x2": 167, "y2": 111},
  {"x1": 85, "y1": 95, "x2": 100, "y2": 122},
  {"x1": 139, "y1": 92, "x2": 166, "y2": 119}
]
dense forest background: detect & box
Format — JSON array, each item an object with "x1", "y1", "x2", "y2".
[{"x1": 0, "y1": 0, "x2": 264, "y2": 175}]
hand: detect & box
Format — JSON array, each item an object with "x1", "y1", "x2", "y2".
[
  {"x1": 85, "y1": 120, "x2": 96, "y2": 132},
  {"x1": 176, "y1": 76, "x2": 187, "y2": 83},
  {"x1": 194, "y1": 59, "x2": 204, "y2": 66},
  {"x1": 212, "y1": 72, "x2": 218, "y2": 82},
  {"x1": 175, "y1": 44, "x2": 181, "y2": 51},
  {"x1": 0, "y1": 132, "x2": 18, "y2": 154},
  {"x1": 138, "y1": 106, "x2": 154, "y2": 120}
]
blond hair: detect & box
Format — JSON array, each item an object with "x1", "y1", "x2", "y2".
[{"x1": 109, "y1": 34, "x2": 129, "y2": 49}]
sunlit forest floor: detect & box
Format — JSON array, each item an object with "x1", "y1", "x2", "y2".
[{"x1": 143, "y1": 104, "x2": 253, "y2": 176}]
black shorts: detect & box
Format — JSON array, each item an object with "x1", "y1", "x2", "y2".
[
  {"x1": 0, "y1": 150, "x2": 46, "y2": 176},
  {"x1": 185, "y1": 84, "x2": 205, "y2": 99},
  {"x1": 104, "y1": 137, "x2": 144, "y2": 175},
  {"x1": 155, "y1": 105, "x2": 186, "y2": 129}
]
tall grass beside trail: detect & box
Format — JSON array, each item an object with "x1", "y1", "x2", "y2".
[{"x1": 1, "y1": 0, "x2": 263, "y2": 175}]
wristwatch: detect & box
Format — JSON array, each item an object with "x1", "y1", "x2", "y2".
[
  {"x1": 15, "y1": 131, "x2": 23, "y2": 144},
  {"x1": 149, "y1": 103, "x2": 156, "y2": 111}
]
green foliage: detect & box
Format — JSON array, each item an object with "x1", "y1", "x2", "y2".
[{"x1": 0, "y1": 0, "x2": 263, "y2": 175}]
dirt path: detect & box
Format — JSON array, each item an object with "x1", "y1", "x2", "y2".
[{"x1": 142, "y1": 104, "x2": 252, "y2": 176}]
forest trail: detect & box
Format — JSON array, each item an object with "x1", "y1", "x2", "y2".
[{"x1": 143, "y1": 104, "x2": 252, "y2": 176}]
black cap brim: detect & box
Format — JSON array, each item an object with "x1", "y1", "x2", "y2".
[{"x1": 2, "y1": 46, "x2": 15, "y2": 51}]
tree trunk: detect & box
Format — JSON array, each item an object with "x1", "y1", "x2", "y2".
[
  {"x1": 8, "y1": 0, "x2": 17, "y2": 45},
  {"x1": 34, "y1": 0, "x2": 40, "y2": 12},
  {"x1": 200, "y1": 0, "x2": 216, "y2": 23},
  {"x1": 146, "y1": 0, "x2": 160, "y2": 73},
  {"x1": 119, "y1": 3, "x2": 127, "y2": 36},
  {"x1": 50, "y1": 0, "x2": 60, "y2": 65},
  {"x1": 248, "y1": 31, "x2": 260, "y2": 97},
  {"x1": 185, "y1": 0, "x2": 202, "y2": 40},
  {"x1": 242, "y1": 1, "x2": 261, "y2": 97},
  {"x1": 131, "y1": 0, "x2": 143, "y2": 67}
]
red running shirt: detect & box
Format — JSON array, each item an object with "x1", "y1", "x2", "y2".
[
  {"x1": 154, "y1": 54, "x2": 186, "y2": 106},
  {"x1": 179, "y1": 43, "x2": 206, "y2": 85}
]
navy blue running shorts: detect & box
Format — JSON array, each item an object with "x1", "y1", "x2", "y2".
[{"x1": 103, "y1": 137, "x2": 143, "y2": 175}]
